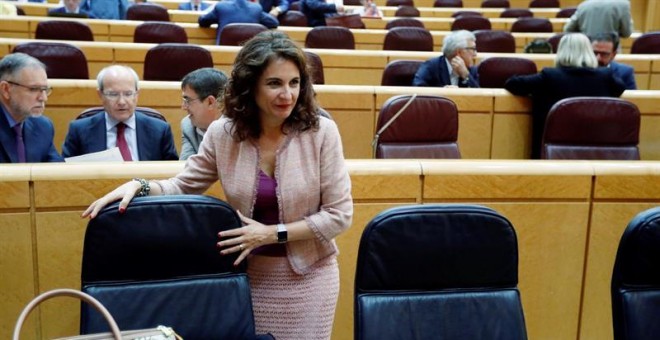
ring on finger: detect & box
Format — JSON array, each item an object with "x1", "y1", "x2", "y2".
[{"x1": 239, "y1": 244, "x2": 244, "y2": 251}]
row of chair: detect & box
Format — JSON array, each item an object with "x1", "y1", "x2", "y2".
[
  {"x1": 76, "y1": 194, "x2": 660, "y2": 339},
  {"x1": 351, "y1": 0, "x2": 561, "y2": 8}
]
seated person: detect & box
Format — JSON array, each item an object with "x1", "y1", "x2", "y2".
[
  {"x1": 259, "y1": 0, "x2": 289, "y2": 17},
  {"x1": 413, "y1": 30, "x2": 479, "y2": 88},
  {"x1": 505, "y1": 33, "x2": 626, "y2": 159},
  {"x1": 591, "y1": 32, "x2": 636, "y2": 90},
  {"x1": 179, "y1": 68, "x2": 228, "y2": 160},
  {"x1": 178, "y1": 0, "x2": 211, "y2": 11},
  {"x1": 300, "y1": 0, "x2": 345, "y2": 27},
  {"x1": 62, "y1": 65, "x2": 178, "y2": 161},
  {"x1": 0, "y1": 53, "x2": 62, "y2": 163},
  {"x1": 198, "y1": 0, "x2": 279, "y2": 45},
  {"x1": 353, "y1": 0, "x2": 381, "y2": 17},
  {"x1": 48, "y1": 0, "x2": 97, "y2": 18},
  {"x1": 80, "y1": 0, "x2": 129, "y2": 19}
]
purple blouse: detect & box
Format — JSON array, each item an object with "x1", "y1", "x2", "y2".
[{"x1": 252, "y1": 170, "x2": 286, "y2": 256}]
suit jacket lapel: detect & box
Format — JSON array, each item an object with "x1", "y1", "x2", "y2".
[
  {"x1": 135, "y1": 112, "x2": 148, "y2": 161},
  {"x1": 0, "y1": 109, "x2": 19, "y2": 162},
  {"x1": 439, "y1": 56, "x2": 451, "y2": 86},
  {"x1": 86, "y1": 113, "x2": 107, "y2": 154}
]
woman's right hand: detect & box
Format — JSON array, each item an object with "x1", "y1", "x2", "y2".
[{"x1": 81, "y1": 180, "x2": 142, "y2": 219}]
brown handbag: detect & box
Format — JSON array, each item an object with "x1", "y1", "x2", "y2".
[
  {"x1": 12, "y1": 288, "x2": 181, "y2": 340},
  {"x1": 325, "y1": 13, "x2": 365, "y2": 28}
]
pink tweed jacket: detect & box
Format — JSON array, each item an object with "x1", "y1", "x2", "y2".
[{"x1": 156, "y1": 116, "x2": 353, "y2": 274}]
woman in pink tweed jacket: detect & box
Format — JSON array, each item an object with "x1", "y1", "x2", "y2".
[{"x1": 84, "y1": 31, "x2": 353, "y2": 339}]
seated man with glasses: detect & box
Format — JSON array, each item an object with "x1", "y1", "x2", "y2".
[
  {"x1": 62, "y1": 65, "x2": 178, "y2": 161},
  {"x1": 591, "y1": 32, "x2": 636, "y2": 90},
  {"x1": 413, "y1": 30, "x2": 480, "y2": 88},
  {"x1": 0, "y1": 53, "x2": 63, "y2": 163},
  {"x1": 179, "y1": 68, "x2": 228, "y2": 160}
]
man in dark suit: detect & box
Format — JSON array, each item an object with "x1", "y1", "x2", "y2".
[
  {"x1": 62, "y1": 65, "x2": 178, "y2": 161},
  {"x1": 591, "y1": 32, "x2": 637, "y2": 90},
  {"x1": 300, "y1": 0, "x2": 344, "y2": 27},
  {"x1": 48, "y1": 0, "x2": 97, "y2": 18},
  {"x1": 178, "y1": 0, "x2": 212, "y2": 11},
  {"x1": 198, "y1": 0, "x2": 279, "y2": 45},
  {"x1": 413, "y1": 30, "x2": 479, "y2": 88},
  {"x1": 0, "y1": 53, "x2": 62, "y2": 163}
]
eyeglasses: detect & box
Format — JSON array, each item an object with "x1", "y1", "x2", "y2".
[
  {"x1": 463, "y1": 47, "x2": 478, "y2": 52},
  {"x1": 182, "y1": 96, "x2": 202, "y2": 107},
  {"x1": 593, "y1": 51, "x2": 612, "y2": 57},
  {"x1": 102, "y1": 91, "x2": 138, "y2": 100},
  {"x1": 6, "y1": 81, "x2": 52, "y2": 96}
]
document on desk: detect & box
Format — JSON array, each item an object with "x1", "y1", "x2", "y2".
[{"x1": 64, "y1": 147, "x2": 124, "y2": 162}]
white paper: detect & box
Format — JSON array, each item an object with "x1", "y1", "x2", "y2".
[{"x1": 64, "y1": 147, "x2": 125, "y2": 163}]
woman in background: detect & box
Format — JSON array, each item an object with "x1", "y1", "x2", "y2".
[
  {"x1": 83, "y1": 31, "x2": 353, "y2": 339},
  {"x1": 505, "y1": 33, "x2": 626, "y2": 159}
]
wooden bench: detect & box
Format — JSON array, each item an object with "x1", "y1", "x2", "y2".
[
  {"x1": 38, "y1": 80, "x2": 660, "y2": 160},
  {"x1": 1, "y1": 160, "x2": 659, "y2": 340}
]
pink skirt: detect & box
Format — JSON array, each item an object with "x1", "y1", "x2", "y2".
[{"x1": 247, "y1": 254, "x2": 339, "y2": 340}]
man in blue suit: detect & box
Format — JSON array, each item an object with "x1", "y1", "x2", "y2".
[
  {"x1": 259, "y1": 0, "x2": 289, "y2": 17},
  {"x1": 0, "y1": 53, "x2": 62, "y2": 163},
  {"x1": 48, "y1": 0, "x2": 97, "y2": 18},
  {"x1": 591, "y1": 32, "x2": 637, "y2": 90},
  {"x1": 413, "y1": 30, "x2": 479, "y2": 88},
  {"x1": 62, "y1": 65, "x2": 178, "y2": 161},
  {"x1": 198, "y1": 0, "x2": 279, "y2": 45},
  {"x1": 178, "y1": 0, "x2": 211, "y2": 11}
]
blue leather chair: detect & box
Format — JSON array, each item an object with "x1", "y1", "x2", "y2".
[
  {"x1": 80, "y1": 195, "x2": 272, "y2": 340},
  {"x1": 611, "y1": 206, "x2": 660, "y2": 340},
  {"x1": 355, "y1": 204, "x2": 527, "y2": 340}
]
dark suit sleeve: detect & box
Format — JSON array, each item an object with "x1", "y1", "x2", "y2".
[
  {"x1": 505, "y1": 71, "x2": 545, "y2": 96},
  {"x1": 161, "y1": 124, "x2": 179, "y2": 161},
  {"x1": 61, "y1": 121, "x2": 80, "y2": 158},
  {"x1": 609, "y1": 73, "x2": 626, "y2": 97},
  {"x1": 304, "y1": 0, "x2": 337, "y2": 14},
  {"x1": 413, "y1": 59, "x2": 436, "y2": 87},
  {"x1": 260, "y1": 12, "x2": 279, "y2": 28},
  {"x1": 43, "y1": 119, "x2": 63, "y2": 162},
  {"x1": 619, "y1": 65, "x2": 637, "y2": 90},
  {"x1": 461, "y1": 66, "x2": 479, "y2": 88},
  {"x1": 198, "y1": 5, "x2": 219, "y2": 27}
]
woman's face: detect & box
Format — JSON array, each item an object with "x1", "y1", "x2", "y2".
[{"x1": 255, "y1": 58, "x2": 300, "y2": 126}]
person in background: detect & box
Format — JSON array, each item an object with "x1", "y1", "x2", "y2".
[
  {"x1": 62, "y1": 65, "x2": 178, "y2": 161},
  {"x1": 563, "y1": 0, "x2": 633, "y2": 38},
  {"x1": 178, "y1": 0, "x2": 211, "y2": 11},
  {"x1": 198, "y1": 0, "x2": 279, "y2": 45},
  {"x1": 82, "y1": 31, "x2": 353, "y2": 340},
  {"x1": 413, "y1": 29, "x2": 479, "y2": 88},
  {"x1": 179, "y1": 68, "x2": 228, "y2": 160},
  {"x1": 80, "y1": 0, "x2": 129, "y2": 19},
  {"x1": 354, "y1": 0, "x2": 381, "y2": 17},
  {"x1": 0, "y1": 53, "x2": 62, "y2": 163},
  {"x1": 259, "y1": 0, "x2": 289, "y2": 18},
  {"x1": 591, "y1": 32, "x2": 636, "y2": 90},
  {"x1": 300, "y1": 0, "x2": 344, "y2": 27},
  {"x1": 48, "y1": 0, "x2": 97, "y2": 17},
  {"x1": 505, "y1": 33, "x2": 626, "y2": 159},
  {"x1": 0, "y1": 1, "x2": 18, "y2": 16}
]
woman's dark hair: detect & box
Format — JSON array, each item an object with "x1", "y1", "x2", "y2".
[{"x1": 225, "y1": 31, "x2": 319, "y2": 141}]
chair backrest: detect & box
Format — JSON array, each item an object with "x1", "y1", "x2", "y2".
[
  {"x1": 481, "y1": 0, "x2": 510, "y2": 7},
  {"x1": 16, "y1": 6, "x2": 25, "y2": 15},
  {"x1": 304, "y1": 50, "x2": 325, "y2": 84},
  {"x1": 278, "y1": 10, "x2": 308, "y2": 27},
  {"x1": 434, "y1": 0, "x2": 463, "y2": 7},
  {"x1": 77, "y1": 106, "x2": 167, "y2": 122},
  {"x1": 304, "y1": 26, "x2": 355, "y2": 49},
  {"x1": 478, "y1": 56, "x2": 537, "y2": 88},
  {"x1": 451, "y1": 15, "x2": 492, "y2": 31},
  {"x1": 541, "y1": 97, "x2": 641, "y2": 160},
  {"x1": 35, "y1": 20, "x2": 94, "y2": 41},
  {"x1": 511, "y1": 17, "x2": 553, "y2": 32},
  {"x1": 555, "y1": 6, "x2": 576, "y2": 18},
  {"x1": 219, "y1": 23, "x2": 268, "y2": 46},
  {"x1": 529, "y1": 0, "x2": 559, "y2": 7},
  {"x1": 630, "y1": 32, "x2": 660, "y2": 54},
  {"x1": 383, "y1": 27, "x2": 433, "y2": 51},
  {"x1": 500, "y1": 8, "x2": 533, "y2": 18},
  {"x1": 386, "y1": 0, "x2": 413, "y2": 6},
  {"x1": 354, "y1": 204, "x2": 527, "y2": 340},
  {"x1": 80, "y1": 195, "x2": 259, "y2": 339},
  {"x1": 134, "y1": 22, "x2": 188, "y2": 43},
  {"x1": 474, "y1": 29, "x2": 515, "y2": 52},
  {"x1": 451, "y1": 10, "x2": 482, "y2": 17},
  {"x1": 12, "y1": 42, "x2": 89, "y2": 79},
  {"x1": 394, "y1": 5, "x2": 420, "y2": 16},
  {"x1": 126, "y1": 3, "x2": 170, "y2": 21},
  {"x1": 375, "y1": 95, "x2": 460, "y2": 159},
  {"x1": 385, "y1": 18, "x2": 425, "y2": 29},
  {"x1": 380, "y1": 59, "x2": 423, "y2": 86},
  {"x1": 143, "y1": 43, "x2": 214, "y2": 81},
  {"x1": 547, "y1": 32, "x2": 564, "y2": 52},
  {"x1": 611, "y1": 206, "x2": 660, "y2": 340}
]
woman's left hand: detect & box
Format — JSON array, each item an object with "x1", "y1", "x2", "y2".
[{"x1": 217, "y1": 211, "x2": 275, "y2": 266}]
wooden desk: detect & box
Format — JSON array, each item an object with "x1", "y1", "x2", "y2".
[
  {"x1": 35, "y1": 80, "x2": 660, "y2": 161},
  {"x1": 1, "y1": 160, "x2": 658, "y2": 340}
]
